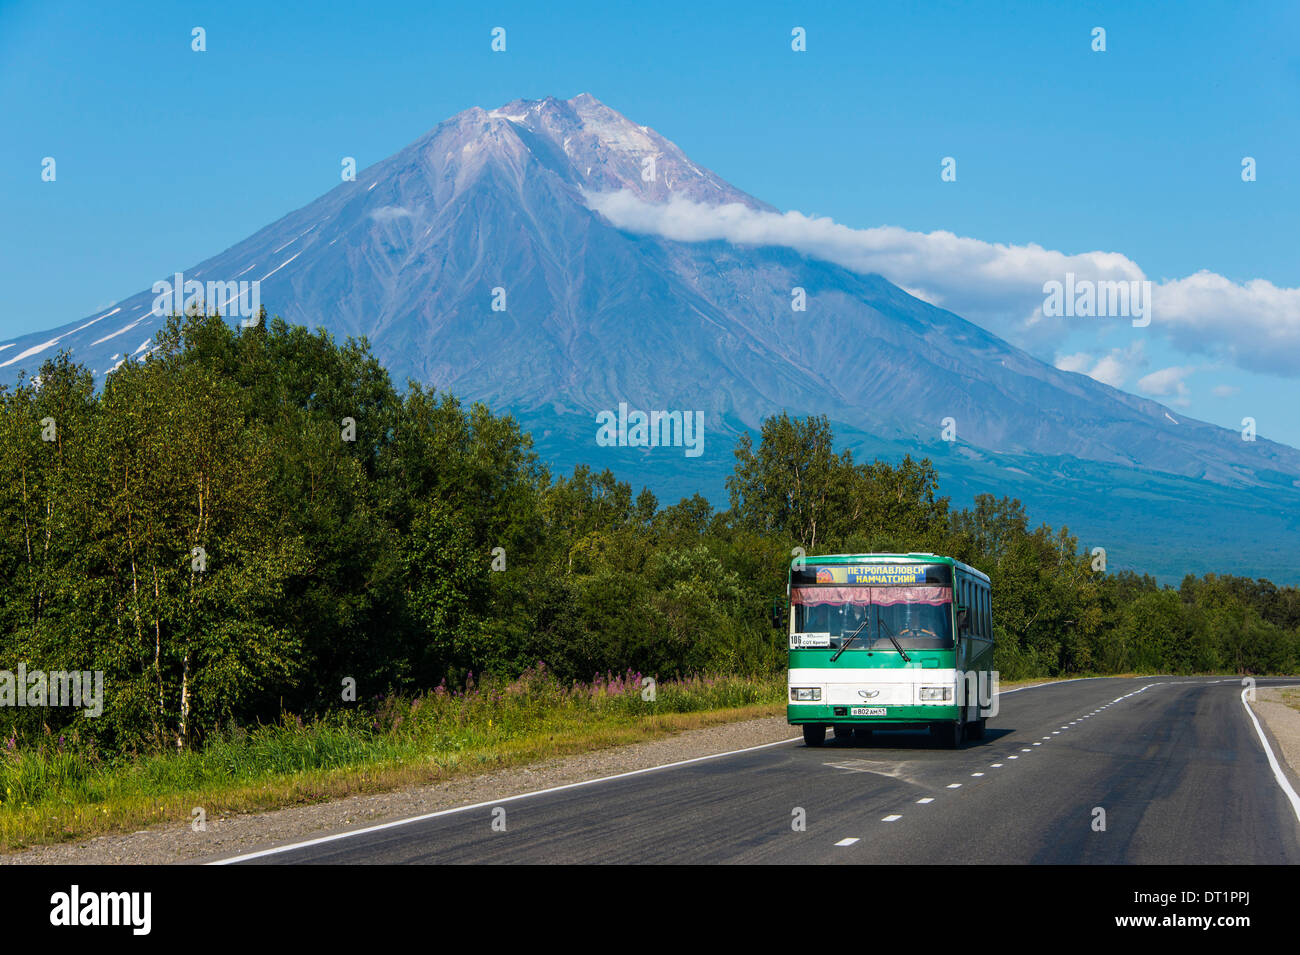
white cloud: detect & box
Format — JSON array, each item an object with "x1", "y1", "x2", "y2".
[
  {"x1": 1153, "y1": 271, "x2": 1300, "y2": 376},
  {"x1": 1212, "y1": 384, "x2": 1239, "y2": 398},
  {"x1": 1137, "y1": 365, "x2": 1198, "y2": 406},
  {"x1": 1091, "y1": 353, "x2": 1137, "y2": 389},
  {"x1": 1055, "y1": 342, "x2": 1147, "y2": 389},
  {"x1": 585, "y1": 190, "x2": 1300, "y2": 377},
  {"x1": 369, "y1": 205, "x2": 414, "y2": 222},
  {"x1": 1055, "y1": 352, "x2": 1092, "y2": 374}
]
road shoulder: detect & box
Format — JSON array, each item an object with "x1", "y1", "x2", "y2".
[
  {"x1": 2, "y1": 716, "x2": 795, "y2": 865},
  {"x1": 1251, "y1": 686, "x2": 1300, "y2": 800}
]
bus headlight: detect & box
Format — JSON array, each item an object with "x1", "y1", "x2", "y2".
[
  {"x1": 791, "y1": 688, "x2": 821, "y2": 702},
  {"x1": 919, "y1": 687, "x2": 953, "y2": 702}
]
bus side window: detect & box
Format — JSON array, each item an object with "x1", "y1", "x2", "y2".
[{"x1": 984, "y1": 588, "x2": 991, "y2": 637}]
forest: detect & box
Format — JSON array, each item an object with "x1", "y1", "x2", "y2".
[{"x1": 2, "y1": 314, "x2": 1297, "y2": 755}]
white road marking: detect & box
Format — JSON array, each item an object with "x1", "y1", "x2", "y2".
[
  {"x1": 917, "y1": 797, "x2": 934, "y2": 804},
  {"x1": 1240, "y1": 686, "x2": 1300, "y2": 823},
  {"x1": 1008, "y1": 755, "x2": 1019, "y2": 759},
  {"x1": 996, "y1": 677, "x2": 1099, "y2": 695},
  {"x1": 882, "y1": 814, "x2": 902, "y2": 822},
  {"x1": 971, "y1": 772, "x2": 984, "y2": 777},
  {"x1": 947, "y1": 783, "x2": 962, "y2": 789},
  {"x1": 835, "y1": 837, "x2": 860, "y2": 846},
  {"x1": 991, "y1": 763, "x2": 1003, "y2": 768},
  {"x1": 208, "y1": 735, "x2": 804, "y2": 864}
]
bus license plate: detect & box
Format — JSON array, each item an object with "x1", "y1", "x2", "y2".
[{"x1": 851, "y1": 706, "x2": 886, "y2": 716}]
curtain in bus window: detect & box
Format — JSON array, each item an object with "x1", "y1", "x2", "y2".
[
  {"x1": 789, "y1": 586, "x2": 952, "y2": 607},
  {"x1": 870, "y1": 586, "x2": 952, "y2": 606},
  {"x1": 790, "y1": 586, "x2": 872, "y2": 606}
]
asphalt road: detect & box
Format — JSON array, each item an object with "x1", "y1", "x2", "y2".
[{"x1": 223, "y1": 677, "x2": 1300, "y2": 864}]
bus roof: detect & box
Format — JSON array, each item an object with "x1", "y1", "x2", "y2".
[{"x1": 791, "y1": 552, "x2": 990, "y2": 584}]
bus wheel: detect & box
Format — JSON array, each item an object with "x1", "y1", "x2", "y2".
[
  {"x1": 803, "y1": 724, "x2": 826, "y2": 747},
  {"x1": 968, "y1": 718, "x2": 986, "y2": 741},
  {"x1": 832, "y1": 724, "x2": 853, "y2": 741},
  {"x1": 933, "y1": 721, "x2": 962, "y2": 749}
]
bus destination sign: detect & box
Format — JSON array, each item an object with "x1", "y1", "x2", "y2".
[{"x1": 812, "y1": 564, "x2": 931, "y2": 585}]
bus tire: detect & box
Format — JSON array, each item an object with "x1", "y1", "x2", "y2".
[
  {"x1": 933, "y1": 721, "x2": 962, "y2": 749},
  {"x1": 968, "y1": 718, "x2": 986, "y2": 740},
  {"x1": 803, "y1": 724, "x2": 827, "y2": 747},
  {"x1": 833, "y1": 724, "x2": 853, "y2": 741}
]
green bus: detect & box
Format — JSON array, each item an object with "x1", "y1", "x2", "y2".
[{"x1": 784, "y1": 553, "x2": 995, "y2": 748}]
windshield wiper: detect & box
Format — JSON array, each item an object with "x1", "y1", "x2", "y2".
[
  {"x1": 830, "y1": 615, "x2": 872, "y2": 662},
  {"x1": 876, "y1": 615, "x2": 911, "y2": 663}
]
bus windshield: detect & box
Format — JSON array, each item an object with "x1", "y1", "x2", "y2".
[{"x1": 791, "y1": 585, "x2": 953, "y2": 650}]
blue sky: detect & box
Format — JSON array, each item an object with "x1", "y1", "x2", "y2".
[{"x1": 2, "y1": 0, "x2": 1297, "y2": 444}]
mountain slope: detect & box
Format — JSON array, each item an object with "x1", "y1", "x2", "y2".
[{"x1": 5, "y1": 94, "x2": 1299, "y2": 580}]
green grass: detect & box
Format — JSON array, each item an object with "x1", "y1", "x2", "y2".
[{"x1": 0, "y1": 667, "x2": 785, "y2": 851}]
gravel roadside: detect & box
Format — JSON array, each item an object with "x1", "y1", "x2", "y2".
[
  {"x1": 2, "y1": 715, "x2": 796, "y2": 865},
  {"x1": 1253, "y1": 686, "x2": 1300, "y2": 795}
]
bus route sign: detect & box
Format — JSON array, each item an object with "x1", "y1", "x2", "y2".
[{"x1": 814, "y1": 564, "x2": 929, "y2": 585}]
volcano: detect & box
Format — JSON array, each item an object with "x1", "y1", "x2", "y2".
[{"x1": 5, "y1": 93, "x2": 1299, "y2": 580}]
